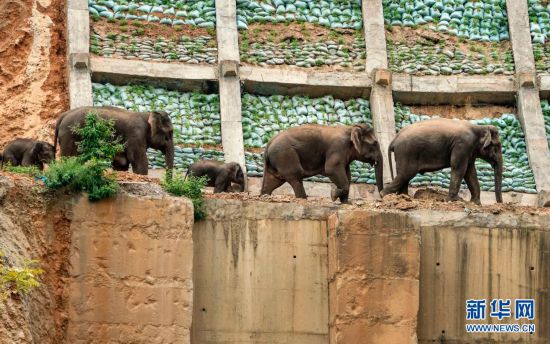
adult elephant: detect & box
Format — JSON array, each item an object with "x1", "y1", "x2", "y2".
[
  {"x1": 261, "y1": 124, "x2": 384, "y2": 203},
  {"x1": 54, "y1": 106, "x2": 174, "y2": 175},
  {"x1": 380, "y1": 118, "x2": 503, "y2": 204}
]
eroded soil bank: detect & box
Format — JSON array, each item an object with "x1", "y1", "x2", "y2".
[{"x1": 0, "y1": 0, "x2": 68, "y2": 147}]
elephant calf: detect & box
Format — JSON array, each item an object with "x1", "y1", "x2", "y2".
[
  {"x1": 380, "y1": 118, "x2": 503, "y2": 204},
  {"x1": 1, "y1": 138, "x2": 55, "y2": 170},
  {"x1": 261, "y1": 124, "x2": 384, "y2": 203},
  {"x1": 54, "y1": 106, "x2": 174, "y2": 175},
  {"x1": 187, "y1": 160, "x2": 245, "y2": 193}
]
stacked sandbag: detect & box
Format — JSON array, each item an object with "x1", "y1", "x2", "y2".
[
  {"x1": 529, "y1": 0, "x2": 550, "y2": 73},
  {"x1": 88, "y1": 0, "x2": 216, "y2": 27},
  {"x1": 90, "y1": 33, "x2": 217, "y2": 64},
  {"x1": 542, "y1": 100, "x2": 550, "y2": 149},
  {"x1": 236, "y1": 0, "x2": 363, "y2": 30}
]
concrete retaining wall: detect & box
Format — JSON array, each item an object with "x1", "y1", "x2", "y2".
[{"x1": 66, "y1": 191, "x2": 194, "y2": 344}]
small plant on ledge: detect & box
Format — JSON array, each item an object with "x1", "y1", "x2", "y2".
[{"x1": 162, "y1": 171, "x2": 208, "y2": 220}]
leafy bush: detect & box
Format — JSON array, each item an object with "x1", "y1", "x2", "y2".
[
  {"x1": 2, "y1": 164, "x2": 41, "y2": 177},
  {"x1": 162, "y1": 171, "x2": 208, "y2": 220},
  {"x1": 0, "y1": 251, "x2": 44, "y2": 302},
  {"x1": 45, "y1": 112, "x2": 123, "y2": 201},
  {"x1": 44, "y1": 157, "x2": 119, "y2": 201}
]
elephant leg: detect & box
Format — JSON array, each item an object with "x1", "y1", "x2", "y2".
[
  {"x1": 2, "y1": 152, "x2": 18, "y2": 167},
  {"x1": 398, "y1": 183, "x2": 409, "y2": 196},
  {"x1": 113, "y1": 154, "x2": 129, "y2": 171},
  {"x1": 261, "y1": 170, "x2": 285, "y2": 195},
  {"x1": 128, "y1": 149, "x2": 149, "y2": 175},
  {"x1": 380, "y1": 172, "x2": 414, "y2": 197},
  {"x1": 448, "y1": 164, "x2": 468, "y2": 202},
  {"x1": 326, "y1": 166, "x2": 351, "y2": 203},
  {"x1": 20, "y1": 154, "x2": 34, "y2": 167},
  {"x1": 464, "y1": 162, "x2": 481, "y2": 205},
  {"x1": 288, "y1": 179, "x2": 307, "y2": 199}
]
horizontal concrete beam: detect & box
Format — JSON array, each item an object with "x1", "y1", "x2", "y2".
[
  {"x1": 393, "y1": 74, "x2": 516, "y2": 105},
  {"x1": 540, "y1": 74, "x2": 550, "y2": 99},
  {"x1": 240, "y1": 66, "x2": 371, "y2": 99},
  {"x1": 90, "y1": 57, "x2": 218, "y2": 92}
]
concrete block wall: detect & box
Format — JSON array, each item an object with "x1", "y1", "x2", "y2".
[{"x1": 71, "y1": 0, "x2": 550, "y2": 205}]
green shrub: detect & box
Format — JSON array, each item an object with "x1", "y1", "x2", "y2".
[
  {"x1": 2, "y1": 164, "x2": 41, "y2": 177},
  {"x1": 0, "y1": 251, "x2": 44, "y2": 302},
  {"x1": 44, "y1": 157, "x2": 119, "y2": 201},
  {"x1": 45, "y1": 112, "x2": 123, "y2": 201},
  {"x1": 162, "y1": 171, "x2": 208, "y2": 220}
]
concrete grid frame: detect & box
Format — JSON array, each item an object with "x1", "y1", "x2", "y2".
[{"x1": 69, "y1": 0, "x2": 550, "y2": 206}]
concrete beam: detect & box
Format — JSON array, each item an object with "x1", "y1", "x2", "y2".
[
  {"x1": 506, "y1": 0, "x2": 536, "y2": 74},
  {"x1": 393, "y1": 74, "x2": 516, "y2": 105},
  {"x1": 370, "y1": 79, "x2": 396, "y2": 184},
  {"x1": 216, "y1": 0, "x2": 247, "y2": 183},
  {"x1": 516, "y1": 88, "x2": 550, "y2": 206},
  {"x1": 67, "y1": 3, "x2": 92, "y2": 108},
  {"x1": 362, "y1": 0, "x2": 396, "y2": 183},
  {"x1": 240, "y1": 66, "x2": 371, "y2": 98},
  {"x1": 363, "y1": 0, "x2": 389, "y2": 75},
  {"x1": 90, "y1": 57, "x2": 218, "y2": 92},
  {"x1": 215, "y1": 0, "x2": 239, "y2": 62}
]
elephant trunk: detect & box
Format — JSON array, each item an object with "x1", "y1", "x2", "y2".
[
  {"x1": 164, "y1": 143, "x2": 174, "y2": 177},
  {"x1": 494, "y1": 155, "x2": 503, "y2": 203},
  {"x1": 374, "y1": 151, "x2": 384, "y2": 193}
]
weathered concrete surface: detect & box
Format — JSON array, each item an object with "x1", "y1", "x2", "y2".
[
  {"x1": 506, "y1": 0, "x2": 536, "y2": 74},
  {"x1": 416, "y1": 210, "x2": 550, "y2": 343},
  {"x1": 328, "y1": 210, "x2": 420, "y2": 344},
  {"x1": 67, "y1": 2, "x2": 92, "y2": 108},
  {"x1": 392, "y1": 74, "x2": 516, "y2": 105},
  {"x1": 363, "y1": 0, "x2": 388, "y2": 75},
  {"x1": 90, "y1": 57, "x2": 217, "y2": 93},
  {"x1": 240, "y1": 66, "x2": 371, "y2": 99},
  {"x1": 66, "y1": 191, "x2": 194, "y2": 344},
  {"x1": 516, "y1": 88, "x2": 550, "y2": 206},
  {"x1": 192, "y1": 199, "x2": 334, "y2": 344}
]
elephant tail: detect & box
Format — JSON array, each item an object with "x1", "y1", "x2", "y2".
[
  {"x1": 0, "y1": 153, "x2": 3, "y2": 169},
  {"x1": 388, "y1": 142, "x2": 395, "y2": 180}
]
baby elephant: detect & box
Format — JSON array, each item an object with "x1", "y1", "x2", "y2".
[
  {"x1": 1, "y1": 138, "x2": 55, "y2": 170},
  {"x1": 380, "y1": 118, "x2": 503, "y2": 204},
  {"x1": 187, "y1": 160, "x2": 245, "y2": 193}
]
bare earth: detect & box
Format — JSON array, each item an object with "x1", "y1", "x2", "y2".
[{"x1": 0, "y1": 0, "x2": 68, "y2": 148}]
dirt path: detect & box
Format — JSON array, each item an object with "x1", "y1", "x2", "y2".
[{"x1": 0, "y1": 0, "x2": 68, "y2": 148}]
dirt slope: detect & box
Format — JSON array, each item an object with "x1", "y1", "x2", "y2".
[{"x1": 0, "y1": 0, "x2": 68, "y2": 148}]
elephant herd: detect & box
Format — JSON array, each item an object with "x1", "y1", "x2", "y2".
[{"x1": 0, "y1": 106, "x2": 504, "y2": 205}]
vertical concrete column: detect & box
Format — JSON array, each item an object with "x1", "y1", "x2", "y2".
[
  {"x1": 363, "y1": 0, "x2": 395, "y2": 184},
  {"x1": 215, "y1": 0, "x2": 247, "y2": 180},
  {"x1": 67, "y1": 0, "x2": 93, "y2": 108},
  {"x1": 506, "y1": 0, "x2": 550, "y2": 206}
]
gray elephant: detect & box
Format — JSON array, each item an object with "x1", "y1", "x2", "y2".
[
  {"x1": 54, "y1": 106, "x2": 174, "y2": 175},
  {"x1": 187, "y1": 160, "x2": 245, "y2": 193},
  {"x1": 380, "y1": 118, "x2": 503, "y2": 204},
  {"x1": 261, "y1": 124, "x2": 384, "y2": 203},
  {"x1": 1, "y1": 138, "x2": 55, "y2": 170}
]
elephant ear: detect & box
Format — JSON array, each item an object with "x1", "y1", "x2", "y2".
[
  {"x1": 481, "y1": 126, "x2": 499, "y2": 149},
  {"x1": 351, "y1": 126, "x2": 362, "y2": 152},
  {"x1": 148, "y1": 111, "x2": 170, "y2": 137},
  {"x1": 31, "y1": 142, "x2": 43, "y2": 159},
  {"x1": 229, "y1": 163, "x2": 241, "y2": 181}
]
